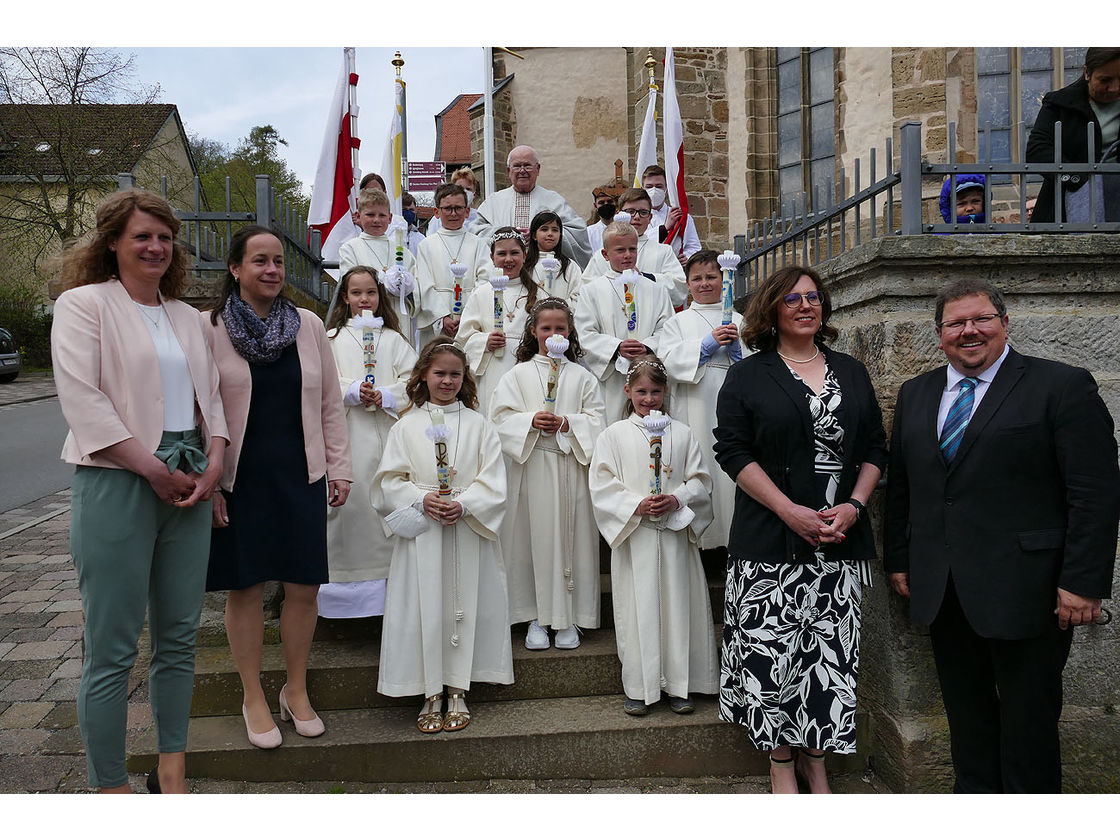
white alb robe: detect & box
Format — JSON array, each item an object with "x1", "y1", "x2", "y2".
[
  {"x1": 454, "y1": 278, "x2": 533, "y2": 416},
  {"x1": 321, "y1": 324, "x2": 417, "y2": 618},
  {"x1": 338, "y1": 233, "x2": 420, "y2": 331},
  {"x1": 529, "y1": 251, "x2": 583, "y2": 304},
  {"x1": 659, "y1": 303, "x2": 749, "y2": 551},
  {"x1": 574, "y1": 270, "x2": 675, "y2": 424},
  {"x1": 415, "y1": 227, "x2": 494, "y2": 345},
  {"x1": 469, "y1": 185, "x2": 591, "y2": 268},
  {"x1": 490, "y1": 356, "x2": 606, "y2": 629},
  {"x1": 372, "y1": 402, "x2": 514, "y2": 697},
  {"x1": 583, "y1": 236, "x2": 688, "y2": 308},
  {"x1": 589, "y1": 415, "x2": 718, "y2": 705}
]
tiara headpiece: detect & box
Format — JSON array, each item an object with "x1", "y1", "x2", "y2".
[
  {"x1": 626, "y1": 358, "x2": 666, "y2": 383},
  {"x1": 491, "y1": 229, "x2": 527, "y2": 247}
]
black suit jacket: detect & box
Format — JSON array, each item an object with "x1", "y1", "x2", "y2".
[
  {"x1": 714, "y1": 346, "x2": 888, "y2": 564},
  {"x1": 884, "y1": 347, "x2": 1120, "y2": 639}
]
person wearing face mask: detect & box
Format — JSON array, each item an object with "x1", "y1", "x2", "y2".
[
  {"x1": 427, "y1": 168, "x2": 481, "y2": 235},
  {"x1": 586, "y1": 186, "x2": 617, "y2": 255},
  {"x1": 641, "y1": 164, "x2": 701, "y2": 264},
  {"x1": 400, "y1": 192, "x2": 425, "y2": 256},
  {"x1": 1027, "y1": 47, "x2": 1120, "y2": 222}
]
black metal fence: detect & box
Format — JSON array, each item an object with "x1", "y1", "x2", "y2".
[{"x1": 733, "y1": 120, "x2": 1120, "y2": 297}]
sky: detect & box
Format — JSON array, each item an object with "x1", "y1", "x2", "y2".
[{"x1": 127, "y1": 47, "x2": 484, "y2": 200}]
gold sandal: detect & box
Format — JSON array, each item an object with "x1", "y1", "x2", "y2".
[
  {"x1": 417, "y1": 693, "x2": 444, "y2": 734},
  {"x1": 443, "y1": 691, "x2": 471, "y2": 732}
]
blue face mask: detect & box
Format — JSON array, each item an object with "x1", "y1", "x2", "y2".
[{"x1": 403, "y1": 209, "x2": 417, "y2": 226}]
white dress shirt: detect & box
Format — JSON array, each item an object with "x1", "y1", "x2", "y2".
[{"x1": 936, "y1": 344, "x2": 1011, "y2": 437}]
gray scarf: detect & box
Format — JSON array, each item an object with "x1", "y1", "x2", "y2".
[{"x1": 221, "y1": 289, "x2": 301, "y2": 364}]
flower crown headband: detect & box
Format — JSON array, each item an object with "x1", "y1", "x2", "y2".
[
  {"x1": 626, "y1": 358, "x2": 666, "y2": 384},
  {"x1": 491, "y1": 229, "x2": 527, "y2": 247},
  {"x1": 529, "y1": 296, "x2": 571, "y2": 316}
]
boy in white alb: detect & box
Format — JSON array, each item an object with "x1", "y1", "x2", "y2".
[
  {"x1": 415, "y1": 184, "x2": 494, "y2": 347},
  {"x1": 574, "y1": 221, "x2": 674, "y2": 423},
  {"x1": 581, "y1": 188, "x2": 687, "y2": 308}
]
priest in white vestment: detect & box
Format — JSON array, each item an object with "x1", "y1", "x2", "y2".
[{"x1": 469, "y1": 145, "x2": 591, "y2": 269}]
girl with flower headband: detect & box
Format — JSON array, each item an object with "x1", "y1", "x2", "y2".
[
  {"x1": 372, "y1": 338, "x2": 512, "y2": 734},
  {"x1": 317, "y1": 266, "x2": 417, "y2": 621},
  {"x1": 490, "y1": 298, "x2": 606, "y2": 652},
  {"x1": 526, "y1": 211, "x2": 583, "y2": 303},
  {"x1": 454, "y1": 226, "x2": 540, "y2": 415},
  {"x1": 589, "y1": 354, "x2": 718, "y2": 717}
]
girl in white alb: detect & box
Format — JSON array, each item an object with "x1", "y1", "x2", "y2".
[
  {"x1": 525, "y1": 211, "x2": 583, "y2": 303},
  {"x1": 372, "y1": 339, "x2": 513, "y2": 735},
  {"x1": 490, "y1": 298, "x2": 605, "y2": 652},
  {"x1": 589, "y1": 355, "x2": 719, "y2": 716},
  {"x1": 319, "y1": 266, "x2": 417, "y2": 620}
]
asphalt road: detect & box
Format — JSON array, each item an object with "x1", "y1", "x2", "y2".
[{"x1": 0, "y1": 396, "x2": 72, "y2": 513}]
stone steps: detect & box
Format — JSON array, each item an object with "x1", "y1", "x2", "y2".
[{"x1": 129, "y1": 694, "x2": 848, "y2": 783}]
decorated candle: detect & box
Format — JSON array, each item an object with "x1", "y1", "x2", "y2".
[
  {"x1": 490, "y1": 270, "x2": 509, "y2": 358},
  {"x1": 716, "y1": 249, "x2": 741, "y2": 326},
  {"x1": 448, "y1": 261, "x2": 468, "y2": 316},
  {"x1": 642, "y1": 410, "x2": 671, "y2": 519},
  {"x1": 620, "y1": 269, "x2": 640, "y2": 333},
  {"x1": 540, "y1": 255, "x2": 561, "y2": 295},
  {"x1": 427, "y1": 409, "x2": 452, "y2": 497},
  {"x1": 543, "y1": 334, "x2": 569, "y2": 410}
]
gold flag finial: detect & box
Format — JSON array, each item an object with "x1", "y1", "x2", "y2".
[
  {"x1": 392, "y1": 50, "x2": 404, "y2": 77},
  {"x1": 645, "y1": 50, "x2": 657, "y2": 91}
]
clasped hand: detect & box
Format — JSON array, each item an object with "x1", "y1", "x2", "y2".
[
  {"x1": 486, "y1": 331, "x2": 506, "y2": 350},
  {"x1": 618, "y1": 339, "x2": 648, "y2": 360},
  {"x1": 782, "y1": 502, "x2": 858, "y2": 547},
  {"x1": 710, "y1": 324, "x2": 739, "y2": 346},
  {"x1": 635, "y1": 494, "x2": 681, "y2": 517},
  {"x1": 531, "y1": 411, "x2": 566, "y2": 434},
  {"x1": 423, "y1": 491, "x2": 463, "y2": 525},
  {"x1": 359, "y1": 382, "x2": 383, "y2": 408}
]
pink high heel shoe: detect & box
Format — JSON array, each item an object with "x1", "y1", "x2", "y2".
[
  {"x1": 242, "y1": 704, "x2": 281, "y2": 750},
  {"x1": 278, "y1": 684, "x2": 325, "y2": 738}
]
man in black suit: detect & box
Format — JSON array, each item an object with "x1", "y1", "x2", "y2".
[{"x1": 884, "y1": 278, "x2": 1120, "y2": 793}]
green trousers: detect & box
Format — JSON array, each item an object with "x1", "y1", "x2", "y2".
[{"x1": 70, "y1": 452, "x2": 211, "y2": 788}]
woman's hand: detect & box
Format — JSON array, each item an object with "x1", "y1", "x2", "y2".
[
  {"x1": 780, "y1": 503, "x2": 830, "y2": 547},
  {"x1": 486, "y1": 331, "x2": 506, "y2": 350},
  {"x1": 817, "y1": 502, "x2": 859, "y2": 542},
  {"x1": 212, "y1": 490, "x2": 229, "y2": 528},
  {"x1": 328, "y1": 480, "x2": 350, "y2": 507},
  {"x1": 147, "y1": 466, "x2": 197, "y2": 506}
]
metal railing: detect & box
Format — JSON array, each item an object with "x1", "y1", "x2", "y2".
[
  {"x1": 734, "y1": 119, "x2": 1120, "y2": 296},
  {"x1": 117, "y1": 172, "x2": 334, "y2": 303}
]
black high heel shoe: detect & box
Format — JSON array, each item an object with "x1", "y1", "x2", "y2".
[{"x1": 146, "y1": 764, "x2": 161, "y2": 794}]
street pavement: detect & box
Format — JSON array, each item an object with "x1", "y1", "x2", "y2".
[{"x1": 0, "y1": 374, "x2": 885, "y2": 795}]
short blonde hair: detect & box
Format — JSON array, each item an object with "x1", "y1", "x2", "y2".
[
  {"x1": 602, "y1": 220, "x2": 639, "y2": 250},
  {"x1": 450, "y1": 167, "x2": 479, "y2": 193},
  {"x1": 357, "y1": 188, "x2": 391, "y2": 212}
]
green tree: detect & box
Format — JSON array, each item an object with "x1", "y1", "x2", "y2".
[{"x1": 189, "y1": 125, "x2": 309, "y2": 220}]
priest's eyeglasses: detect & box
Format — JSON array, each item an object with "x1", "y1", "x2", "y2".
[
  {"x1": 937, "y1": 314, "x2": 1001, "y2": 334},
  {"x1": 782, "y1": 291, "x2": 822, "y2": 308},
  {"x1": 510, "y1": 163, "x2": 538, "y2": 171}
]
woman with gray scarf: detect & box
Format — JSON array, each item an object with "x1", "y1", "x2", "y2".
[{"x1": 203, "y1": 225, "x2": 352, "y2": 749}]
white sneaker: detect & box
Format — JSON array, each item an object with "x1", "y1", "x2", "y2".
[
  {"x1": 525, "y1": 619, "x2": 550, "y2": 650},
  {"x1": 554, "y1": 625, "x2": 581, "y2": 649}
]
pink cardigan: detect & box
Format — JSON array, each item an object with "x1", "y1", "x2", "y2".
[
  {"x1": 203, "y1": 307, "x2": 352, "y2": 491},
  {"x1": 52, "y1": 279, "x2": 228, "y2": 468}
]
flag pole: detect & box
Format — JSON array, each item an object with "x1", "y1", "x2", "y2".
[
  {"x1": 634, "y1": 50, "x2": 659, "y2": 187},
  {"x1": 483, "y1": 47, "x2": 495, "y2": 199},
  {"x1": 393, "y1": 50, "x2": 407, "y2": 196},
  {"x1": 322, "y1": 46, "x2": 359, "y2": 328}
]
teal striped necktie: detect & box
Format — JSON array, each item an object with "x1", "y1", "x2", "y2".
[{"x1": 939, "y1": 377, "x2": 979, "y2": 463}]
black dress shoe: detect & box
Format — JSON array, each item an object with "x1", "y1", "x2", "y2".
[{"x1": 146, "y1": 764, "x2": 161, "y2": 794}]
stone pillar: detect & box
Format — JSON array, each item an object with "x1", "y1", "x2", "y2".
[{"x1": 819, "y1": 233, "x2": 1120, "y2": 793}]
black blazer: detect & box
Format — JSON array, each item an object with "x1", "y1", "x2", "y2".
[
  {"x1": 884, "y1": 347, "x2": 1120, "y2": 639},
  {"x1": 713, "y1": 346, "x2": 888, "y2": 564},
  {"x1": 1025, "y1": 76, "x2": 1103, "y2": 223}
]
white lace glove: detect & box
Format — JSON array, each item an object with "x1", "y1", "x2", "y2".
[
  {"x1": 383, "y1": 265, "x2": 415, "y2": 298},
  {"x1": 343, "y1": 380, "x2": 363, "y2": 407}
]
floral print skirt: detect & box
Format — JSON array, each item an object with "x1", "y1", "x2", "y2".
[{"x1": 718, "y1": 556, "x2": 862, "y2": 753}]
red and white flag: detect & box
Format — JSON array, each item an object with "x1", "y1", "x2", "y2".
[
  {"x1": 634, "y1": 85, "x2": 658, "y2": 188},
  {"x1": 662, "y1": 47, "x2": 689, "y2": 255},
  {"x1": 309, "y1": 47, "x2": 360, "y2": 267}
]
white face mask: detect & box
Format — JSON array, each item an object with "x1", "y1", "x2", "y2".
[
  {"x1": 645, "y1": 186, "x2": 667, "y2": 208},
  {"x1": 463, "y1": 189, "x2": 475, "y2": 206}
]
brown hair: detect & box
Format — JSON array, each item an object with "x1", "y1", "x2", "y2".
[
  {"x1": 60, "y1": 189, "x2": 190, "y2": 298},
  {"x1": 740, "y1": 265, "x2": 837, "y2": 352},
  {"x1": 1084, "y1": 48, "x2": 1120, "y2": 76},
  {"x1": 490, "y1": 226, "x2": 538, "y2": 312},
  {"x1": 514, "y1": 297, "x2": 583, "y2": 363},
  {"x1": 934, "y1": 278, "x2": 1007, "y2": 326},
  {"x1": 617, "y1": 187, "x2": 652, "y2": 209},
  {"x1": 434, "y1": 183, "x2": 467, "y2": 208},
  {"x1": 208, "y1": 225, "x2": 288, "y2": 324},
  {"x1": 326, "y1": 265, "x2": 405, "y2": 338},
  {"x1": 642, "y1": 164, "x2": 666, "y2": 180},
  {"x1": 404, "y1": 339, "x2": 478, "y2": 412},
  {"x1": 622, "y1": 354, "x2": 670, "y2": 417},
  {"x1": 359, "y1": 173, "x2": 386, "y2": 191},
  {"x1": 685, "y1": 249, "x2": 721, "y2": 279}
]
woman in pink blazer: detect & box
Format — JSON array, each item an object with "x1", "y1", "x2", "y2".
[
  {"x1": 52, "y1": 189, "x2": 228, "y2": 794},
  {"x1": 203, "y1": 225, "x2": 352, "y2": 749}
]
